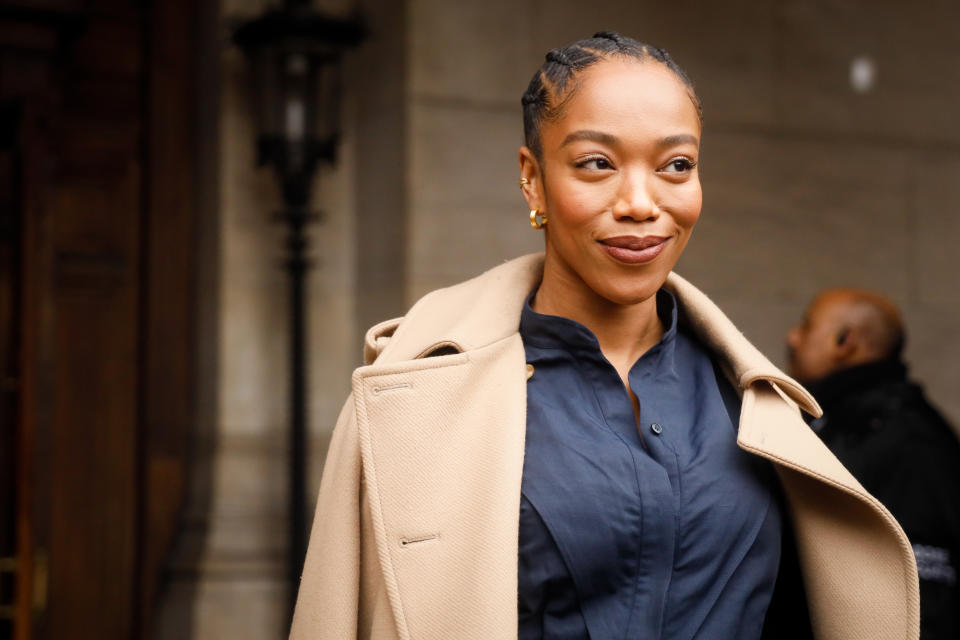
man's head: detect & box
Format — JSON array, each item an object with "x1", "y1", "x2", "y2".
[{"x1": 787, "y1": 288, "x2": 905, "y2": 385}]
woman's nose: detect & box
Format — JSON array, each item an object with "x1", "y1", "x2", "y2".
[{"x1": 613, "y1": 171, "x2": 658, "y2": 221}]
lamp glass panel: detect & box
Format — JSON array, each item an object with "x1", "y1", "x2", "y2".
[{"x1": 283, "y1": 52, "x2": 313, "y2": 144}]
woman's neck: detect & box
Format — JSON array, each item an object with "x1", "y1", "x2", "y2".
[{"x1": 532, "y1": 266, "x2": 664, "y2": 383}]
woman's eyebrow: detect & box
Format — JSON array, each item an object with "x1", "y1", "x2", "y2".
[
  {"x1": 560, "y1": 130, "x2": 618, "y2": 148},
  {"x1": 658, "y1": 134, "x2": 699, "y2": 148},
  {"x1": 560, "y1": 131, "x2": 700, "y2": 149}
]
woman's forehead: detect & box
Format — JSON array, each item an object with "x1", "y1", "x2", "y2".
[{"x1": 543, "y1": 58, "x2": 701, "y2": 145}]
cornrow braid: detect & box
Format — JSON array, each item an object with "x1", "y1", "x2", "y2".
[
  {"x1": 592, "y1": 30, "x2": 629, "y2": 48},
  {"x1": 521, "y1": 31, "x2": 701, "y2": 161},
  {"x1": 545, "y1": 49, "x2": 570, "y2": 66}
]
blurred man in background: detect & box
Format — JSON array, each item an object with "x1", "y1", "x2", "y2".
[{"x1": 788, "y1": 288, "x2": 960, "y2": 639}]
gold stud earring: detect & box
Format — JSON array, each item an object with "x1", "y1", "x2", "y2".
[
  {"x1": 520, "y1": 177, "x2": 529, "y2": 188},
  {"x1": 530, "y1": 209, "x2": 547, "y2": 229}
]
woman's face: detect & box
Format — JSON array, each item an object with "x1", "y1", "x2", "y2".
[{"x1": 522, "y1": 58, "x2": 702, "y2": 306}]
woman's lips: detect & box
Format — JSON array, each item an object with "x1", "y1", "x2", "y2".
[{"x1": 599, "y1": 235, "x2": 671, "y2": 264}]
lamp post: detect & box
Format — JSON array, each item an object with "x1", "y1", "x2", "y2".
[{"x1": 232, "y1": 0, "x2": 363, "y2": 613}]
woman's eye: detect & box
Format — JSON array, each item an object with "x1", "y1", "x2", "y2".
[
  {"x1": 661, "y1": 157, "x2": 695, "y2": 173},
  {"x1": 577, "y1": 157, "x2": 614, "y2": 171}
]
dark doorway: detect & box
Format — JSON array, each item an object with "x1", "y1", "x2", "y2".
[{"x1": 0, "y1": 2, "x2": 202, "y2": 638}]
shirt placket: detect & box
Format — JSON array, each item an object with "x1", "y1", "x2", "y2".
[{"x1": 587, "y1": 352, "x2": 679, "y2": 638}]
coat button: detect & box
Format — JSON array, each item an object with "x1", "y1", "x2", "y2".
[
  {"x1": 651, "y1": 423, "x2": 663, "y2": 435},
  {"x1": 526, "y1": 364, "x2": 535, "y2": 380}
]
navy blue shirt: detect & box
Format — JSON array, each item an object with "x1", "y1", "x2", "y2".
[{"x1": 518, "y1": 290, "x2": 782, "y2": 640}]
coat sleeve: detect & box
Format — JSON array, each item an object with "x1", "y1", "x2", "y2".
[{"x1": 290, "y1": 396, "x2": 362, "y2": 639}]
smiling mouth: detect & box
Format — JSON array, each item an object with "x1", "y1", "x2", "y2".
[{"x1": 599, "y1": 235, "x2": 671, "y2": 264}]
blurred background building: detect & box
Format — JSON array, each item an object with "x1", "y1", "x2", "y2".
[{"x1": 2, "y1": 0, "x2": 959, "y2": 638}]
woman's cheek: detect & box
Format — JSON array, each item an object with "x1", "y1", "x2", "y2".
[
  {"x1": 674, "y1": 185, "x2": 702, "y2": 229},
  {"x1": 560, "y1": 196, "x2": 601, "y2": 226}
]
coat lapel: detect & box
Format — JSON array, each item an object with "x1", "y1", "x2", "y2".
[
  {"x1": 739, "y1": 382, "x2": 919, "y2": 639},
  {"x1": 353, "y1": 336, "x2": 527, "y2": 640},
  {"x1": 351, "y1": 256, "x2": 543, "y2": 639},
  {"x1": 665, "y1": 273, "x2": 918, "y2": 638}
]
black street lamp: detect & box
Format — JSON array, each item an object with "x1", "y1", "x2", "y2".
[{"x1": 232, "y1": 0, "x2": 363, "y2": 614}]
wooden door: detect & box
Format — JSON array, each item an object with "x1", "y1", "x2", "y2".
[
  {"x1": 0, "y1": 2, "x2": 200, "y2": 638},
  {"x1": 1, "y1": 99, "x2": 23, "y2": 640}
]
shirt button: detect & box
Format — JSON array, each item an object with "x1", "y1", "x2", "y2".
[
  {"x1": 651, "y1": 423, "x2": 663, "y2": 435},
  {"x1": 525, "y1": 364, "x2": 535, "y2": 380}
]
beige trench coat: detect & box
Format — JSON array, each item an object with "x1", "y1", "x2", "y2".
[{"x1": 290, "y1": 254, "x2": 919, "y2": 640}]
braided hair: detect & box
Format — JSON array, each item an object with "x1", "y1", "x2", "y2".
[{"x1": 521, "y1": 31, "x2": 701, "y2": 161}]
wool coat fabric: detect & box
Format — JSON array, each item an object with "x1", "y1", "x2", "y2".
[{"x1": 289, "y1": 253, "x2": 920, "y2": 640}]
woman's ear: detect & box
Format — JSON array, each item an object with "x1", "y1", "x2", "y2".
[{"x1": 518, "y1": 146, "x2": 545, "y2": 212}]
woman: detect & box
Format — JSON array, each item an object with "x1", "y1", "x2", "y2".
[{"x1": 290, "y1": 33, "x2": 918, "y2": 640}]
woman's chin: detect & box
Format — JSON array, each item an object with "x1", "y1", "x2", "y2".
[
  {"x1": 589, "y1": 278, "x2": 664, "y2": 308},
  {"x1": 602, "y1": 259, "x2": 676, "y2": 301}
]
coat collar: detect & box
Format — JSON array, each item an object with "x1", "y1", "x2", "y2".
[{"x1": 365, "y1": 253, "x2": 821, "y2": 417}]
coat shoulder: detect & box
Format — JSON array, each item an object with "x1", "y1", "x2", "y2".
[{"x1": 363, "y1": 254, "x2": 544, "y2": 365}]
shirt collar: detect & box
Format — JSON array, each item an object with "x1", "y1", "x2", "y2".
[{"x1": 520, "y1": 288, "x2": 679, "y2": 371}]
